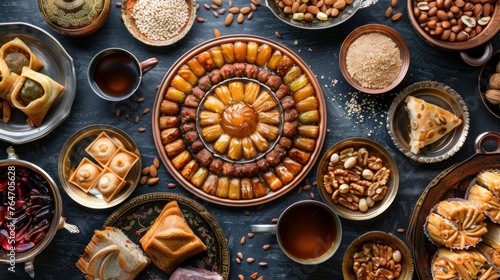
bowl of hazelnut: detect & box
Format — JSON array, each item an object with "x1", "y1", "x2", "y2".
[
  {"x1": 408, "y1": 0, "x2": 500, "y2": 52},
  {"x1": 316, "y1": 138, "x2": 399, "y2": 220},
  {"x1": 479, "y1": 50, "x2": 500, "y2": 118},
  {"x1": 342, "y1": 231, "x2": 414, "y2": 280}
]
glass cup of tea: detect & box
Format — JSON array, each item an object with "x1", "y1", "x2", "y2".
[
  {"x1": 88, "y1": 48, "x2": 158, "y2": 101},
  {"x1": 250, "y1": 200, "x2": 342, "y2": 265}
]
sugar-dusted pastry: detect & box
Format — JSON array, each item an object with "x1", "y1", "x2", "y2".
[
  {"x1": 85, "y1": 132, "x2": 119, "y2": 166},
  {"x1": 69, "y1": 157, "x2": 102, "y2": 193},
  {"x1": 425, "y1": 199, "x2": 487, "y2": 249},
  {"x1": 0, "y1": 37, "x2": 43, "y2": 75},
  {"x1": 140, "y1": 201, "x2": 207, "y2": 274},
  {"x1": 10, "y1": 66, "x2": 64, "y2": 127},
  {"x1": 405, "y1": 96, "x2": 462, "y2": 154},
  {"x1": 0, "y1": 56, "x2": 18, "y2": 100},
  {"x1": 76, "y1": 227, "x2": 150, "y2": 280},
  {"x1": 466, "y1": 184, "x2": 500, "y2": 223},
  {"x1": 107, "y1": 148, "x2": 139, "y2": 178},
  {"x1": 95, "y1": 168, "x2": 126, "y2": 203},
  {"x1": 431, "y1": 247, "x2": 499, "y2": 280}
]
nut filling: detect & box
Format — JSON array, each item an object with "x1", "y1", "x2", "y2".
[
  {"x1": 156, "y1": 39, "x2": 323, "y2": 201},
  {"x1": 322, "y1": 147, "x2": 392, "y2": 212},
  {"x1": 353, "y1": 242, "x2": 403, "y2": 279}
]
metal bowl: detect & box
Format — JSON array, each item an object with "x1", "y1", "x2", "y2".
[
  {"x1": 386, "y1": 81, "x2": 470, "y2": 163},
  {"x1": 121, "y1": 0, "x2": 197, "y2": 46},
  {"x1": 317, "y1": 138, "x2": 399, "y2": 220},
  {"x1": 407, "y1": 0, "x2": 500, "y2": 51},
  {"x1": 342, "y1": 231, "x2": 414, "y2": 280},
  {"x1": 260, "y1": 0, "x2": 368, "y2": 29},
  {"x1": 339, "y1": 24, "x2": 410, "y2": 94},
  {"x1": 478, "y1": 50, "x2": 500, "y2": 118}
]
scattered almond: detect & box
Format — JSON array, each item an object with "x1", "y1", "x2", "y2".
[
  {"x1": 240, "y1": 236, "x2": 246, "y2": 244},
  {"x1": 116, "y1": 109, "x2": 122, "y2": 117},
  {"x1": 251, "y1": 3, "x2": 257, "y2": 10},
  {"x1": 229, "y1": 0, "x2": 233, "y2": 7},
  {"x1": 203, "y1": 3, "x2": 210, "y2": 9},
  {"x1": 297, "y1": 186, "x2": 302, "y2": 194},
  {"x1": 247, "y1": 258, "x2": 255, "y2": 263},
  {"x1": 197, "y1": 17, "x2": 205, "y2": 23},
  {"x1": 141, "y1": 166, "x2": 150, "y2": 175},
  {"x1": 115, "y1": 2, "x2": 122, "y2": 7},
  {"x1": 136, "y1": 97, "x2": 144, "y2": 103},
  {"x1": 271, "y1": 218, "x2": 278, "y2": 223},
  {"x1": 149, "y1": 165, "x2": 158, "y2": 177},
  {"x1": 229, "y1": 7, "x2": 239, "y2": 13},
  {"x1": 224, "y1": 13, "x2": 234, "y2": 26},
  {"x1": 397, "y1": 228, "x2": 405, "y2": 233},
  {"x1": 257, "y1": 277, "x2": 264, "y2": 280},
  {"x1": 243, "y1": 209, "x2": 250, "y2": 215},
  {"x1": 219, "y1": 8, "x2": 226, "y2": 14},
  {"x1": 134, "y1": 116, "x2": 139, "y2": 123},
  {"x1": 263, "y1": 244, "x2": 270, "y2": 250},
  {"x1": 139, "y1": 176, "x2": 148, "y2": 185},
  {"x1": 168, "y1": 182, "x2": 176, "y2": 188},
  {"x1": 258, "y1": 262, "x2": 267, "y2": 267},
  {"x1": 251, "y1": 272, "x2": 259, "y2": 279},
  {"x1": 247, "y1": 232, "x2": 255, "y2": 238},
  {"x1": 251, "y1": 0, "x2": 260, "y2": 6},
  {"x1": 240, "y1": 6, "x2": 252, "y2": 14},
  {"x1": 310, "y1": 192, "x2": 315, "y2": 199},
  {"x1": 303, "y1": 184, "x2": 311, "y2": 191},
  {"x1": 247, "y1": 12, "x2": 253, "y2": 20},
  {"x1": 238, "y1": 252, "x2": 244, "y2": 259},
  {"x1": 238, "y1": 275, "x2": 244, "y2": 280},
  {"x1": 210, "y1": 4, "x2": 218, "y2": 9},
  {"x1": 391, "y1": 0, "x2": 398, "y2": 7},
  {"x1": 385, "y1": 6, "x2": 393, "y2": 18},
  {"x1": 312, "y1": 180, "x2": 317, "y2": 186},
  {"x1": 142, "y1": 108, "x2": 150, "y2": 115},
  {"x1": 153, "y1": 157, "x2": 160, "y2": 168},
  {"x1": 236, "y1": 257, "x2": 241, "y2": 264},
  {"x1": 125, "y1": 113, "x2": 130, "y2": 119},
  {"x1": 138, "y1": 127, "x2": 146, "y2": 132},
  {"x1": 147, "y1": 177, "x2": 159, "y2": 185},
  {"x1": 275, "y1": 31, "x2": 282, "y2": 38},
  {"x1": 213, "y1": 11, "x2": 219, "y2": 18},
  {"x1": 213, "y1": 28, "x2": 221, "y2": 37},
  {"x1": 391, "y1": 12, "x2": 403, "y2": 22},
  {"x1": 212, "y1": 0, "x2": 222, "y2": 6}
]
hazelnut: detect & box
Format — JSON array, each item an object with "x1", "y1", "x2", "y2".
[
  {"x1": 490, "y1": 73, "x2": 500, "y2": 90},
  {"x1": 485, "y1": 89, "x2": 500, "y2": 105}
]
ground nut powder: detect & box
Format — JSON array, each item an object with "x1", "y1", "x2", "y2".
[
  {"x1": 346, "y1": 33, "x2": 402, "y2": 89},
  {"x1": 131, "y1": 0, "x2": 189, "y2": 41}
]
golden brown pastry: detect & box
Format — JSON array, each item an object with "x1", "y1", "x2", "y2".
[
  {"x1": 425, "y1": 199, "x2": 487, "y2": 249},
  {"x1": 0, "y1": 56, "x2": 18, "y2": 100},
  {"x1": 76, "y1": 227, "x2": 150, "y2": 280},
  {"x1": 477, "y1": 171, "x2": 500, "y2": 199},
  {"x1": 10, "y1": 66, "x2": 64, "y2": 126},
  {"x1": 140, "y1": 201, "x2": 207, "y2": 274},
  {"x1": 0, "y1": 37, "x2": 43, "y2": 75},
  {"x1": 431, "y1": 247, "x2": 499, "y2": 280},
  {"x1": 405, "y1": 96, "x2": 462, "y2": 154},
  {"x1": 107, "y1": 148, "x2": 139, "y2": 178},
  {"x1": 95, "y1": 168, "x2": 126, "y2": 203},
  {"x1": 69, "y1": 157, "x2": 102, "y2": 193},
  {"x1": 466, "y1": 184, "x2": 500, "y2": 223},
  {"x1": 85, "y1": 132, "x2": 119, "y2": 166}
]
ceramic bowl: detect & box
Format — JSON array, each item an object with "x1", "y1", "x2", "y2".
[
  {"x1": 339, "y1": 24, "x2": 410, "y2": 94},
  {"x1": 407, "y1": 0, "x2": 500, "y2": 51},
  {"x1": 317, "y1": 137, "x2": 399, "y2": 220},
  {"x1": 342, "y1": 231, "x2": 414, "y2": 280},
  {"x1": 121, "y1": 0, "x2": 197, "y2": 46},
  {"x1": 479, "y1": 50, "x2": 500, "y2": 118}
]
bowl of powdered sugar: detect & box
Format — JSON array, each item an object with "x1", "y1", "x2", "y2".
[
  {"x1": 339, "y1": 24, "x2": 410, "y2": 94},
  {"x1": 121, "y1": 0, "x2": 197, "y2": 46}
]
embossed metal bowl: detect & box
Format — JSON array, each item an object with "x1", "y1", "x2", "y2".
[
  {"x1": 342, "y1": 231, "x2": 414, "y2": 280},
  {"x1": 317, "y1": 138, "x2": 399, "y2": 220},
  {"x1": 339, "y1": 24, "x2": 410, "y2": 94},
  {"x1": 387, "y1": 81, "x2": 470, "y2": 163},
  {"x1": 121, "y1": 0, "x2": 197, "y2": 46},
  {"x1": 479, "y1": 50, "x2": 500, "y2": 118}
]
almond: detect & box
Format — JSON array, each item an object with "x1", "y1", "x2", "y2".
[
  {"x1": 141, "y1": 166, "x2": 150, "y2": 175},
  {"x1": 240, "y1": 6, "x2": 252, "y2": 15},
  {"x1": 212, "y1": 0, "x2": 222, "y2": 5},
  {"x1": 167, "y1": 182, "x2": 176, "y2": 188},
  {"x1": 153, "y1": 157, "x2": 160, "y2": 168},
  {"x1": 139, "y1": 176, "x2": 147, "y2": 185},
  {"x1": 142, "y1": 108, "x2": 150, "y2": 115},
  {"x1": 225, "y1": 13, "x2": 234, "y2": 26},
  {"x1": 237, "y1": 13, "x2": 245, "y2": 23},
  {"x1": 391, "y1": 0, "x2": 398, "y2": 7},
  {"x1": 149, "y1": 165, "x2": 158, "y2": 177},
  {"x1": 138, "y1": 127, "x2": 146, "y2": 132},
  {"x1": 229, "y1": 7, "x2": 239, "y2": 13},
  {"x1": 385, "y1": 6, "x2": 393, "y2": 18},
  {"x1": 147, "y1": 177, "x2": 159, "y2": 185},
  {"x1": 391, "y1": 12, "x2": 403, "y2": 21},
  {"x1": 246, "y1": 258, "x2": 255, "y2": 263}
]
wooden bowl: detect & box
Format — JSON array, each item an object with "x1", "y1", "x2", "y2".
[
  {"x1": 407, "y1": 0, "x2": 500, "y2": 51},
  {"x1": 339, "y1": 24, "x2": 410, "y2": 94},
  {"x1": 342, "y1": 231, "x2": 414, "y2": 280}
]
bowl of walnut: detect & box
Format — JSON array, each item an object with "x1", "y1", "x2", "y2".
[
  {"x1": 342, "y1": 231, "x2": 414, "y2": 280},
  {"x1": 479, "y1": 50, "x2": 500, "y2": 118},
  {"x1": 317, "y1": 138, "x2": 399, "y2": 220}
]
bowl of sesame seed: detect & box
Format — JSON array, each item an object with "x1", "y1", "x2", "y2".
[{"x1": 121, "y1": 0, "x2": 197, "y2": 46}]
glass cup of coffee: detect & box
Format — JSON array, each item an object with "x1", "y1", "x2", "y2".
[
  {"x1": 250, "y1": 200, "x2": 342, "y2": 265},
  {"x1": 88, "y1": 48, "x2": 158, "y2": 101}
]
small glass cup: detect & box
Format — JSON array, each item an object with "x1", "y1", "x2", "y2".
[{"x1": 88, "y1": 48, "x2": 158, "y2": 101}]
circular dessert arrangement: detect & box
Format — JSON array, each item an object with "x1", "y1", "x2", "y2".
[{"x1": 152, "y1": 35, "x2": 327, "y2": 207}]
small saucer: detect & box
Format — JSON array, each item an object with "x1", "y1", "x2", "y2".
[
  {"x1": 386, "y1": 81, "x2": 470, "y2": 163},
  {"x1": 58, "y1": 124, "x2": 141, "y2": 209}
]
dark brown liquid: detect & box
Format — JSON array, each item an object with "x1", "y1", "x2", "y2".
[
  {"x1": 93, "y1": 53, "x2": 139, "y2": 97},
  {"x1": 278, "y1": 204, "x2": 337, "y2": 260}
]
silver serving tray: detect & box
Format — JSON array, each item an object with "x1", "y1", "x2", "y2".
[{"x1": 0, "y1": 22, "x2": 76, "y2": 144}]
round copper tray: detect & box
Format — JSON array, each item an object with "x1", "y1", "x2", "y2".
[{"x1": 152, "y1": 35, "x2": 327, "y2": 207}]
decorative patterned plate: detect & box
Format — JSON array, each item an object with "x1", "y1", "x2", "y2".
[
  {"x1": 386, "y1": 81, "x2": 470, "y2": 163},
  {"x1": 407, "y1": 132, "x2": 500, "y2": 279},
  {"x1": 58, "y1": 124, "x2": 141, "y2": 209},
  {"x1": 104, "y1": 192, "x2": 230, "y2": 279},
  {"x1": 152, "y1": 35, "x2": 327, "y2": 207},
  {"x1": 0, "y1": 22, "x2": 76, "y2": 144}
]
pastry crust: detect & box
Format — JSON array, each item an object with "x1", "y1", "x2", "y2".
[
  {"x1": 10, "y1": 66, "x2": 64, "y2": 126},
  {"x1": 405, "y1": 96, "x2": 462, "y2": 154},
  {"x1": 85, "y1": 132, "x2": 119, "y2": 166},
  {"x1": 140, "y1": 201, "x2": 207, "y2": 274},
  {"x1": 69, "y1": 157, "x2": 103, "y2": 193},
  {"x1": 431, "y1": 247, "x2": 499, "y2": 280},
  {"x1": 95, "y1": 168, "x2": 126, "y2": 203},
  {"x1": 107, "y1": 148, "x2": 139, "y2": 178},
  {"x1": 0, "y1": 37, "x2": 43, "y2": 74},
  {"x1": 0, "y1": 56, "x2": 18, "y2": 100}
]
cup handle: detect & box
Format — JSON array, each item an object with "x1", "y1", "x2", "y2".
[
  {"x1": 459, "y1": 42, "x2": 493, "y2": 67},
  {"x1": 140, "y1": 57, "x2": 159, "y2": 75},
  {"x1": 250, "y1": 224, "x2": 277, "y2": 235}
]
